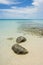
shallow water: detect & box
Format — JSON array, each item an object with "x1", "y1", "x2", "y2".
[
  {"x1": 0, "y1": 19, "x2": 43, "y2": 32},
  {"x1": 0, "y1": 19, "x2": 43, "y2": 37}
]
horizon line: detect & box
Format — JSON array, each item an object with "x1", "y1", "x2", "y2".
[{"x1": 0, "y1": 19, "x2": 43, "y2": 20}]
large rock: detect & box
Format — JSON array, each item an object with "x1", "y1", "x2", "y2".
[
  {"x1": 16, "y1": 36, "x2": 26, "y2": 43},
  {"x1": 12, "y1": 44, "x2": 28, "y2": 55}
]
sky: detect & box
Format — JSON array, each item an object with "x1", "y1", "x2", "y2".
[{"x1": 0, "y1": 0, "x2": 43, "y2": 19}]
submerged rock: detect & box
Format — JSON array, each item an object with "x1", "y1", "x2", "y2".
[
  {"x1": 16, "y1": 36, "x2": 26, "y2": 43},
  {"x1": 12, "y1": 44, "x2": 28, "y2": 55},
  {"x1": 7, "y1": 37, "x2": 14, "y2": 40}
]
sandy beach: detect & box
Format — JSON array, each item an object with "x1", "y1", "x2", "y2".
[
  {"x1": 0, "y1": 0, "x2": 43, "y2": 64},
  {"x1": 0, "y1": 32, "x2": 43, "y2": 65}
]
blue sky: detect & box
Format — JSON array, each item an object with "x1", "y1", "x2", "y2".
[{"x1": 0, "y1": 0, "x2": 43, "y2": 19}]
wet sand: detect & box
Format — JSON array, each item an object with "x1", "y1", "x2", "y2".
[{"x1": 0, "y1": 33, "x2": 43, "y2": 65}]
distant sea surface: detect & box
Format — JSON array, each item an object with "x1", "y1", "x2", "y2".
[{"x1": 0, "y1": 19, "x2": 43, "y2": 37}]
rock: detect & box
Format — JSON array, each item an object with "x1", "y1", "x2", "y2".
[
  {"x1": 12, "y1": 44, "x2": 28, "y2": 55},
  {"x1": 7, "y1": 37, "x2": 14, "y2": 40},
  {"x1": 16, "y1": 36, "x2": 26, "y2": 43}
]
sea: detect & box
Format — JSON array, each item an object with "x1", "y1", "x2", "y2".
[{"x1": 0, "y1": 19, "x2": 43, "y2": 37}]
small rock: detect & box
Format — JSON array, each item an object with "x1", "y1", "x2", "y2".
[
  {"x1": 16, "y1": 36, "x2": 26, "y2": 43},
  {"x1": 7, "y1": 37, "x2": 13, "y2": 40},
  {"x1": 12, "y1": 44, "x2": 28, "y2": 55}
]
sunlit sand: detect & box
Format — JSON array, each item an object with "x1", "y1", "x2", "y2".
[{"x1": 0, "y1": 32, "x2": 43, "y2": 65}]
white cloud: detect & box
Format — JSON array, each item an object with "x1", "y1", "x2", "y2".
[
  {"x1": 0, "y1": 6, "x2": 38, "y2": 14},
  {"x1": 32, "y1": 1, "x2": 39, "y2": 6},
  {"x1": 32, "y1": 0, "x2": 43, "y2": 6},
  {"x1": 32, "y1": 0, "x2": 39, "y2": 6},
  {"x1": 0, "y1": 0, "x2": 43, "y2": 19},
  {"x1": 0, "y1": 6, "x2": 38, "y2": 19},
  {"x1": 32, "y1": 0, "x2": 43, "y2": 19},
  {"x1": 0, "y1": 0, "x2": 21, "y2": 4},
  {"x1": 0, "y1": 0, "x2": 38, "y2": 19},
  {"x1": 0, "y1": 0, "x2": 13, "y2": 4},
  {"x1": 38, "y1": 0, "x2": 43, "y2": 3}
]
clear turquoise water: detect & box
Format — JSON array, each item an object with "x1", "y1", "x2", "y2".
[{"x1": 0, "y1": 19, "x2": 43, "y2": 37}]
